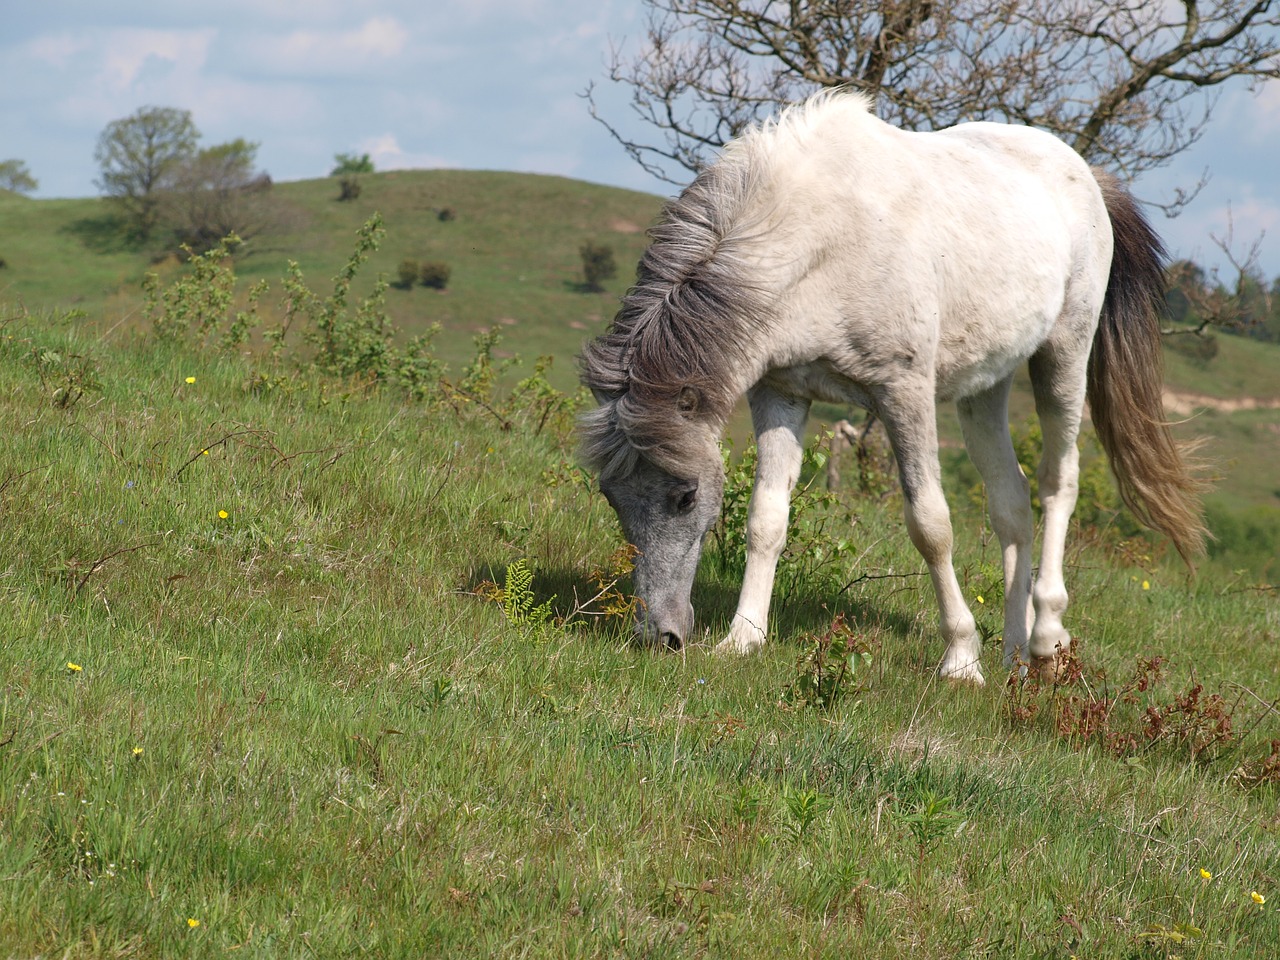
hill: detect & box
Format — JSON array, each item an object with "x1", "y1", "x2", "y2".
[
  {"x1": 0, "y1": 285, "x2": 1276, "y2": 957},
  {"x1": 2, "y1": 170, "x2": 1278, "y2": 569},
  {"x1": 0, "y1": 170, "x2": 657, "y2": 380}
]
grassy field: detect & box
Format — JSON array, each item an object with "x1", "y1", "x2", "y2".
[
  {"x1": 1, "y1": 249, "x2": 1278, "y2": 960},
  {"x1": 3, "y1": 169, "x2": 1277, "y2": 546},
  {"x1": 0, "y1": 172, "x2": 655, "y2": 382}
]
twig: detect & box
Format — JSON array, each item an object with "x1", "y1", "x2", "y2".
[
  {"x1": 0, "y1": 465, "x2": 44, "y2": 497},
  {"x1": 73, "y1": 540, "x2": 159, "y2": 598},
  {"x1": 76, "y1": 422, "x2": 124, "y2": 462},
  {"x1": 173, "y1": 429, "x2": 266, "y2": 478},
  {"x1": 838, "y1": 569, "x2": 926, "y2": 595}
]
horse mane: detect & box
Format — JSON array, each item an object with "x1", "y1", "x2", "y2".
[{"x1": 578, "y1": 155, "x2": 778, "y2": 480}]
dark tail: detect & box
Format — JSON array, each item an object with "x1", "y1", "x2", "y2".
[{"x1": 1089, "y1": 171, "x2": 1209, "y2": 566}]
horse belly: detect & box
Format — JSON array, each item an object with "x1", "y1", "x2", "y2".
[
  {"x1": 934, "y1": 316, "x2": 1052, "y2": 402},
  {"x1": 932, "y1": 251, "x2": 1070, "y2": 402}
]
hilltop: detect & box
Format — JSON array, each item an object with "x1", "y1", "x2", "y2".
[{"x1": 0, "y1": 170, "x2": 658, "y2": 379}]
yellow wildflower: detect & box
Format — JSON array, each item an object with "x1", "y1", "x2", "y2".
[
  {"x1": 185, "y1": 376, "x2": 196, "y2": 384},
  {"x1": 1199, "y1": 868, "x2": 1212, "y2": 880},
  {"x1": 132, "y1": 747, "x2": 143, "y2": 757},
  {"x1": 1142, "y1": 580, "x2": 1150, "y2": 590},
  {"x1": 976, "y1": 595, "x2": 985, "y2": 604},
  {"x1": 66, "y1": 662, "x2": 82, "y2": 673},
  {"x1": 218, "y1": 510, "x2": 229, "y2": 519},
  {"x1": 187, "y1": 917, "x2": 201, "y2": 928},
  {"x1": 202, "y1": 449, "x2": 210, "y2": 456},
  {"x1": 1251, "y1": 891, "x2": 1265, "y2": 907}
]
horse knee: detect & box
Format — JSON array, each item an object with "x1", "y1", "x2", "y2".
[
  {"x1": 746, "y1": 490, "x2": 790, "y2": 557},
  {"x1": 905, "y1": 497, "x2": 953, "y2": 566}
]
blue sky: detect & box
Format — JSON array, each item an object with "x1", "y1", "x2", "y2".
[{"x1": 3, "y1": 2, "x2": 1278, "y2": 278}]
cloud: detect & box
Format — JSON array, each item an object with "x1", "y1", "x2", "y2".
[
  {"x1": 98, "y1": 28, "x2": 216, "y2": 92},
  {"x1": 25, "y1": 33, "x2": 93, "y2": 68},
  {"x1": 357, "y1": 133, "x2": 450, "y2": 172},
  {"x1": 242, "y1": 17, "x2": 409, "y2": 76}
]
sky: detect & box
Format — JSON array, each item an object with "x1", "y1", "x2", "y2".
[{"x1": 3, "y1": 1, "x2": 1279, "y2": 279}]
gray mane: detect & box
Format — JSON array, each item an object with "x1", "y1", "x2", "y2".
[{"x1": 578, "y1": 161, "x2": 772, "y2": 480}]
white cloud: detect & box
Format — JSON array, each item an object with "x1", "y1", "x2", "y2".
[
  {"x1": 357, "y1": 133, "x2": 449, "y2": 172},
  {"x1": 98, "y1": 28, "x2": 216, "y2": 92},
  {"x1": 245, "y1": 17, "x2": 408, "y2": 76},
  {"x1": 26, "y1": 33, "x2": 92, "y2": 68}
]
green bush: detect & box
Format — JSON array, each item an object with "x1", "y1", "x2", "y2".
[
  {"x1": 331, "y1": 152, "x2": 374, "y2": 176},
  {"x1": 420, "y1": 261, "x2": 451, "y2": 290},
  {"x1": 396, "y1": 258, "x2": 420, "y2": 289},
  {"x1": 579, "y1": 241, "x2": 616, "y2": 292},
  {"x1": 337, "y1": 176, "x2": 361, "y2": 202}
]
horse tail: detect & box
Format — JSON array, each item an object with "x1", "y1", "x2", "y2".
[{"x1": 1087, "y1": 170, "x2": 1208, "y2": 566}]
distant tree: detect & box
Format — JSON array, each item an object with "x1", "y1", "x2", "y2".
[
  {"x1": 579, "y1": 241, "x2": 617, "y2": 292},
  {"x1": 396, "y1": 258, "x2": 420, "y2": 288},
  {"x1": 95, "y1": 106, "x2": 199, "y2": 240},
  {"x1": 0, "y1": 159, "x2": 37, "y2": 194},
  {"x1": 162, "y1": 139, "x2": 273, "y2": 252},
  {"x1": 331, "y1": 152, "x2": 375, "y2": 176},
  {"x1": 337, "y1": 176, "x2": 362, "y2": 202},
  {"x1": 420, "y1": 261, "x2": 451, "y2": 290},
  {"x1": 1164, "y1": 223, "x2": 1276, "y2": 345}
]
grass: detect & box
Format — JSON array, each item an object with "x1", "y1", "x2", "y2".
[
  {"x1": 1, "y1": 293, "x2": 1277, "y2": 958},
  {"x1": 0, "y1": 171, "x2": 657, "y2": 385}
]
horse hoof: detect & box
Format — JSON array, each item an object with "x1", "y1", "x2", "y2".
[
  {"x1": 1029, "y1": 655, "x2": 1062, "y2": 683},
  {"x1": 715, "y1": 627, "x2": 765, "y2": 655},
  {"x1": 939, "y1": 658, "x2": 986, "y2": 687}
]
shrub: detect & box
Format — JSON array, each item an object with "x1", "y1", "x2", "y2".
[
  {"x1": 396, "y1": 258, "x2": 420, "y2": 289},
  {"x1": 338, "y1": 176, "x2": 361, "y2": 202},
  {"x1": 437, "y1": 207, "x2": 456, "y2": 222},
  {"x1": 1165, "y1": 331, "x2": 1219, "y2": 367},
  {"x1": 331, "y1": 152, "x2": 374, "y2": 176},
  {"x1": 579, "y1": 241, "x2": 617, "y2": 292},
  {"x1": 420, "y1": 261, "x2": 451, "y2": 290}
]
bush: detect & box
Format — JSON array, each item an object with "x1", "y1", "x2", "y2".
[
  {"x1": 437, "y1": 207, "x2": 457, "y2": 222},
  {"x1": 396, "y1": 258, "x2": 420, "y2": 289},
  {"x1": 420, "y1": 261, "x2": 451, "y2": 290},
  {"x1": 331, "y1": 152, "x2": 374, "y2": 176},
  {"x1": 579, "y1": 241, "x2": 617, "y2": 292},
  {"x1": 1164, "y1": 331, "x2": 1219, "y2": 367},
  {"x1": 338, "y1": 176, "x2": 361, "y2": 202}
]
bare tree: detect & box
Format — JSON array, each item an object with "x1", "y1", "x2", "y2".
[
  {"x1": 161, "y1": 138, "x2": 276, "y2": 253},
  {"x1": 1165, "y1": 213, "x2": 1274, "y2": 340},
  {"x1": 588, "y1": 0, "x2": 1280, "y2": 199}
]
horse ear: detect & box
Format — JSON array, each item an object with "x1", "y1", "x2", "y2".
[{"x1": 676, "y1": 386, "x2": 700, "y2": 417}]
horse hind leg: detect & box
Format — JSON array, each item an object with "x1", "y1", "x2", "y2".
[
  {"x1": 878, "y1": 381, "x2": 985, "y2": 685},
  {"x1": 956, "y1": 376, "x2": 1035, "y2": 671},
  {"x1": 1027, "y1": 341, "x2": 1088, "y2": 679},
  {"x1": 717, "y1": 385, "x2": 810, "y2": 655}
]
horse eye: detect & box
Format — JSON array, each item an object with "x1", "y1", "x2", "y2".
[{"x1": 672, "y1": 486, "x2": 698, "y2": 514}]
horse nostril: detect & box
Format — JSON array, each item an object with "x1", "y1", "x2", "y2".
[{"x1": 659, "y1": 631, "x2": 683, "y2": 651}]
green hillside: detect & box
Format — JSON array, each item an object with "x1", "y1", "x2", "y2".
[
  {"x1": 0, "y1": 282, "x2": 1276, "y2": 958},
  {"x1": 0, "y1": 171, "x2": 657, "y2": 379},
  {"x1": 2, "y1": 170, "x2": 1278, "y2": 566},
  {"x1": 0, "y1": 176, "x2": 1277, "y2": 957}
]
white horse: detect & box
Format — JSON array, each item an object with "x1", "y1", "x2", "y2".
[{"x1": 579, "y1": 93, "x2": 1204, "y2": 684}]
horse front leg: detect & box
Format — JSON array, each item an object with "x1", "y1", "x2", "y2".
[
  {"x1": 716, "y1": 386, "x2": 810, "y2": 654},
  {"x1": 879, "y1": 382, "x2": 985, "y2": 685}
]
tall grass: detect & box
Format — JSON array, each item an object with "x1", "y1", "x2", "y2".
[{"x1": 0, "y1": 230, "x2": 1276, "y2": 958}]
